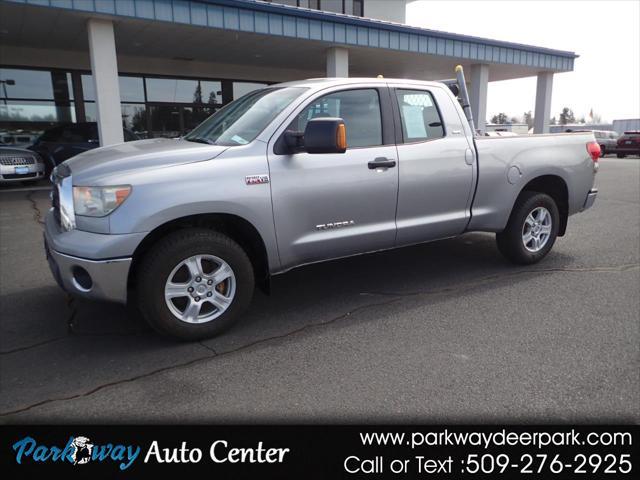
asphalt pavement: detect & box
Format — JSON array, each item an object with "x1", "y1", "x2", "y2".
[{"x1": 0, "y1": 157, "x2": 638, "y2": 423}]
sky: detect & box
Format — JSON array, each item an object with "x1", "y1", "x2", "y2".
[{"x1": 405, "y1": 0, "x2": 640, "y2": 123}]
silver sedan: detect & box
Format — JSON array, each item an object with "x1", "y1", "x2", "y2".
[{"x1": 0, "y1": 147, "x2": 46, "y2": 184}]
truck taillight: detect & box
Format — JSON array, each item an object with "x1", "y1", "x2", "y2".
[{"x1": 587, "y1": 142, "x2": 601, "y2": 162}]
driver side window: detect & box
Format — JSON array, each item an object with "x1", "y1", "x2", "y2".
[{"x1": 289, "y1": 89, "x2": 382, "y2": 148}]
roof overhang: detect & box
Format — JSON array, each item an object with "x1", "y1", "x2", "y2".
[{"x1": 0, "y1": 0, "x2": 577, "y2": 81}]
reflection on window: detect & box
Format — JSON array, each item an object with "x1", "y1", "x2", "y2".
[
  {"x1": 82, "y1": 75, "x2": 146, "y2": 102},
  {"x1": 84, "y1": 102, "x2": 97, "y2": 122},
  {"x1": 121, "y1": 103, "x2": 146, "y2": 134},
  {"x1": 232, "y1": 82, "x2": 268, "y2": 100},
  {"x1": 353, "y1": 0, "x2": 364, "y2": 16},
  {"x1": 148, "y1": 105, "x2": 182, "y2": 138},
  {"x1": 0, "y1": 101, "x2": 76, "y2": 123},
  {"x1": 320, "y1": 0, "x2": 342, "y2": 13},
  {"x1": 146, "y1": 78, "x2": 220, "y2": 104},
  {"x1": 290, "y1": 89, "x2": 382, "y2": 148},
  {"x1": 198, "y1": 81, "x2": 223, "y2": 105},
  {"x1": 119, "y1": 76, "x2": 145, "y2": 102},
  {"x1": 395, "y1": 89, "x2": 444, "y2": 141},
  {"x1": 0, "y1": 68, "x2": 55, "y2": 100},
  {"x1": 81, "y1": 75, "x2": 95, "y2": 101}
]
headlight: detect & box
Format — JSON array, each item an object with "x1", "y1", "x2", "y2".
[{"x1": 73, "y1": 185, "x2": 131, "y2": 217}]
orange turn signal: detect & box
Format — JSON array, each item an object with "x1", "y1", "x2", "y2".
[{"x1": 336, "y1": 123, "x2": 347, "y2": 151}]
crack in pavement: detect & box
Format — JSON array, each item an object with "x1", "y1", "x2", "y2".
[
  {"x1": 198, "y1": 342, "x2": 218, "y2": 355},
  {"x1": 0, "y1": 335, "x2": 68, "y2": 355},
  {"x1": 25, "y1": 190, "x2": 45, "y2": 226},
  {"x1": 359, "y1": 263, "x2": 640, "y2": 297},
  {"x1": 0, "y1": 297, "x2": 400, "y2": 418},
  {"x1": 1, "y1": 261, "x2": 638, "y2": 418},
  {"x1": 0, "y1": 295, "x2": 148, "y2": 356}
]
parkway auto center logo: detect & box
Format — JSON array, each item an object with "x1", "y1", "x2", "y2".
[{"x1": 12, "y1": 435, "x2": 141, "y2": 470}]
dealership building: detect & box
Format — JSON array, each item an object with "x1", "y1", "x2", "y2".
[{"x1": 0, "y1": 0, "x2": 578, "y2": 146}]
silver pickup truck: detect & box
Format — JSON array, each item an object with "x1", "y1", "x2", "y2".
[{"x1": 45, "y1": 76, "x2": 599, "y2": 340}]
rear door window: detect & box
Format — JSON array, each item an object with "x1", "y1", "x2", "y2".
[{"x1": 395, "y1": 89, "x2": 445, "y2": 142}]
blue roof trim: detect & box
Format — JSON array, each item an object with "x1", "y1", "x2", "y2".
[
  {"x1": 3, "y1": 0, "x2": 577, "y2": 71},
  {"x1": 213, "y1": 0, "x2": 577, "y2": 59}
]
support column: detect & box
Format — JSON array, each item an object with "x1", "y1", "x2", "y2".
[
  {"x1": 469, "y1": 64, "x2": 489, "y2": 133},
  {"x1": 87, "y1": 18, "x2": 123, "y2": 146},
  {"x1": 534, "y1": 71, "x2": 554, "y2": 134},
  {"x1": 326, "y1": 47, "x2": 349, "y2": 77}
]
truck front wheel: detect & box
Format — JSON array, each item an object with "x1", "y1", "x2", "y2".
[
  {"x1": 137, "y1": 229, "x2": 254, "y2": 340},
  {"x1": 496, "y1": 191, "x2": 559, "y2": 265}
]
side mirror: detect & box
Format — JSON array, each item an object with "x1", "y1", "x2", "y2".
[{"x1": 303, "y1": 117, "x2": 347, "y2": 154}]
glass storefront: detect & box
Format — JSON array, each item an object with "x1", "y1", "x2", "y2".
[
  {"x1": 0, "y1": 67, "x2": 76, "y2": 145},
  {"x1": 0, "y1": 66, "x2": 268, "y2": 145}
]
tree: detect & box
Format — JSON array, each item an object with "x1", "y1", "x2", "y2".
[
  {"x1": 490, "y1": 112, "x2": 508, "y2": 124},
  {"x1": 207, "y1": 91, "x2": 217, "y2": 105},
  {"x1": 193, "y1": 81, "x2": 203, "y2": 104},
  {"x1": 523, "y1": 111, "x2": 534, "y2": 129},
  {"x1": 550, "y1": 116, "x2": 557, "y2": 125},
  {"x1": 559, "y1": 107, "x2": 575, "y2": 125}
]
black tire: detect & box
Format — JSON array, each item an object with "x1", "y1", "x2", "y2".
[
  {"x1": 496, "y1": 191, "x2": 559, "y2": 265},
  {"x1": 599, "y1": 145, "x2": 605, "y2": 157},
  {"x1": 137, "y1": 228, "x2": 254, "y2": 340},
  {"x1": 617, "y1": 153, "x2": 625, "y2": 158}
]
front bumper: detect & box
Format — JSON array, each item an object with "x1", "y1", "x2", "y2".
[
  {"x1": 0, "y1": 162, "x2": 45, "y2": 183},
  {"x1": 582, "y1": 188, "x2": 598, "y2": 211},
  {"x1": 44, "y1": 237, "x2": 131, "y2": 303},
  {"x1": 43, "y1": 209, "x2": 143, "y2": 304}
]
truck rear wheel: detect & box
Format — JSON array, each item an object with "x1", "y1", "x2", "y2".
[
  {"x1": 496, "y1": 191, "x2": 559, "y2": 265},
  {"x1": 137, "y1": 229, "x2": 254, "y2": 340}
]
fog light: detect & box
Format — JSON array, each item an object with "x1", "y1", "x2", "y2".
[{"x1": 72, "y1": 266, "x2": 93, "y2": 291}]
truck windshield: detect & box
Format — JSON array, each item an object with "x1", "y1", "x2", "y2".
[{"x1": 184, "y1": 87, "x2": 306, "y2": 146}]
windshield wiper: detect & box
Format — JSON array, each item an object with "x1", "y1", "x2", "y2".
[{"x1": 185, "y1": 137, "x2": 215, "y2": 145}]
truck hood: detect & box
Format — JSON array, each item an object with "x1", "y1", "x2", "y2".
[{"x1": 65, "y1": 138, "x2": 228, "y2": 185}]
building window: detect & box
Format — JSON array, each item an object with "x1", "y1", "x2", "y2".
[
  {"x1": 319, "y1": 0, "x2": 342, "y2": 13},
  {"x1": 353, "y1": 0, "x2": 364, "y2": 17},
  {"x1": 0, "y1": 67, "x2": 75, "y2": 145},
  {"x1": 1, "y1": 66, "x2": 270, "y2": 142},
  {"x1": 262, "y1": 0, "x2": 359, "y2": 15},
  {"x1": 232, "y1": 82, "x2": 269, "y2": 100}
]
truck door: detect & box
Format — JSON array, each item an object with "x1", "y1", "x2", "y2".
[
  {"x1": 391, "y1": 85, "x2": 476, "y2": 245},
  {"x1": 268, "y1": 86, "x2": 399, "y2": 270}
]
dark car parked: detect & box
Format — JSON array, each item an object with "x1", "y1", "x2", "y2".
[
  {"x1": 567, "y1": 129, "x2": 618, "y2": 157},
  {"x1": 29, "y1": 122, "x2": 138, "y2": 174},
  {"x1": 615, "y1": 131, "x2": 640, "y2": 158}
]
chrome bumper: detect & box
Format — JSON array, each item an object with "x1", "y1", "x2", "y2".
[{"x1": 582, "y1": 188, "x2": 598, "y2": 211}]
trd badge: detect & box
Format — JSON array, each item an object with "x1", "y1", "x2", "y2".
[{"x1": 245, "y1": 174, "x2": 270, "y2": 185}]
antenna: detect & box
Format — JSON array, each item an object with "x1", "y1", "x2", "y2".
[{"x1": 454, "y1": 65, "x2": 476, "y2": 135}]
